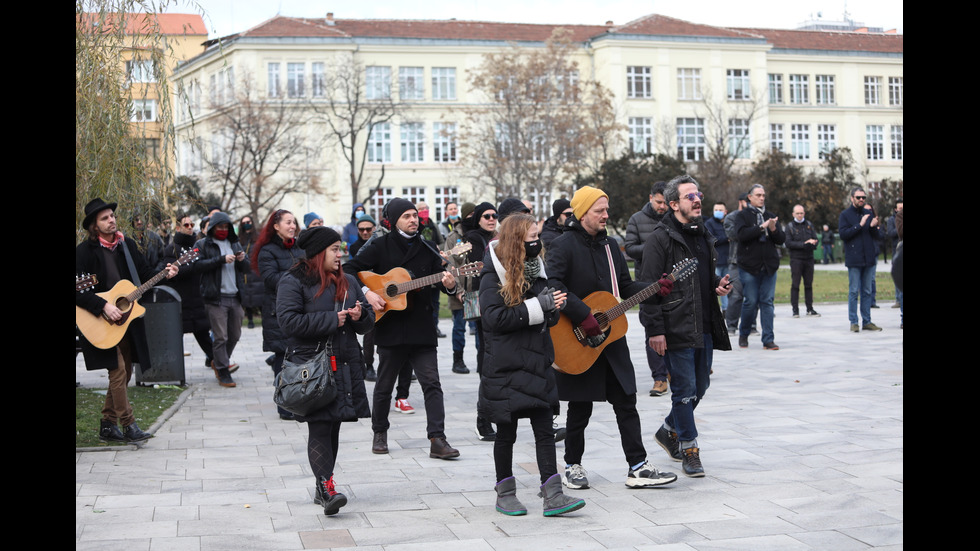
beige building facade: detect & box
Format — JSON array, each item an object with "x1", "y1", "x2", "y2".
[{"x1": 173, "y1": 13, "x2": 902, "y2": 228}]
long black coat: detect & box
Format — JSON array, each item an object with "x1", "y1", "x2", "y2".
[
  {"x1": 75, "y1": 237, "x2": 156, "y2": 371},
  {"x1": 256, "y1": 235, "x2": 305, "y2": 354},
  {"x1": 237, "y1": 233, "x2": 266, "y2": 310},
  {"x1": 276, "y1": 267, "x2": 374, "y2": 422},
  {"x1": 160, "y1": 232, "x2": 210, "y2": 334},
  {"x1": 545, "y1": 220, "x2": 653, "y2": 401},
  {"x1": 343, "y1": 231, "x2": 452, "y2": 347},
  {"x1": 477, "y1": 242, "x2": 561, "y2": 423}
]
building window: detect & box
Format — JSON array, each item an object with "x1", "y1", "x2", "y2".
[
  {"x1": 814, "y1": 75, "x2": 835, "y2": 105},
  {"x1": 866, "y1": 125, "x2": 884, "y2": 160},
  {"x1": 433, "y1": 122, "x2": 457, "y2": 162},
  {"x1": 530, "y1": 122, "x2": 548, "y2": 162},
  {"x1": 677, "y1": 68, "x2": 702, "y2": 100},
  {"x1": 769, "y1": 124, "x2": 784, "y2": 152},
  {"x1": 432, "y1": 186, "x2": 460, "y2": 222},
  {"x1": 816, "y1": 124, "x2": 837, "y2": 159},
  {"x1": 130, "y1": 99, "x2": 157, "y2": 122},
  {"x1": 126, "y1": 59, "x2": 155, "y2": 84},
  {"x1": 367, "y1": 123, "x2": 391, "y2": 163},
  {"x1": 865, "y1": 76, "x2": 881, "y2": 105},
  {"x1": 789, "y1": 74, "x2": 809, "y2": 105},
  {"x1": 728, "y1": 119, "x2": 750, "y2": 159},
  {"x1": 287, "y1": 63, "x2": 305, "y2": 98},
  {"x1": 143, "y1": 138, "x2": 161, "y2": 160},
  {"x1": 366, "y1": 187, "x2": 393, "y2": 221},
  {"x1": 790, "y1": 124, "x2": 810, "y2": 160},
  {"x1": 627, "y1": 66, "x2": 652, "y2": 99},
  {"x1": 556, "y1": 70, "x2": 579, "y2": 100},
  {"x1": 401, "y1": 187, "x2": 427, "y2": 207},
  {"x1": 431, "y1": 67, "x2": 456, "y2": 100},
  {"x1": 223, "y1": 66, "x2": 234, "y2": 102},
  {"x1": 311, "y1": 62, "x2": 325, "y2": 98},
  {"x1": 676, "y1": 118, "x2": 705, "y2": 161},
  {"x1": 401, "y1": 122, "x2": 425, "y2": 163},
  {"x1": 366, "y1": 66, "x2": 391, "y2": 100},
  {"x1": 890, "y1": 125, "x2": 903, "y2": 160},
  {"x1": 889, "y1": 77, "x2": 903, "y2": 106},
  {"x1": 727, "y1": 69, "x2": 750, "y2": 100},
  {"x1": 768, "y1": 74, "x2": 783, "y2": 104},
  {"x1": 268, "y1": 62, "x2": 281, "y2": 98},
  {"x1": 628, "y1": 117, "x2": 653, "y2": 154},
  {"x1": 399, "y1": 67, "x2": 424, "y2": 100}
]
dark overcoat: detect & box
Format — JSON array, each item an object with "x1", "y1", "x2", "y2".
[{"x1": 256, "y1": 235, "x2": 305, "y2": 354}]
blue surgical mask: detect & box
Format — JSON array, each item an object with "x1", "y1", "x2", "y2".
[
  {"x1": 355, "y1": 211, "x2": 367, "y2": 220},
  {"x1": 713, "y1": 210, "x2": 725, "y2": 220}
]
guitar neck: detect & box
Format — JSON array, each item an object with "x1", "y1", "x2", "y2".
[
  {"x1": 395, "y1": 267, "x2": 459, "y2": 295},
  {"x1": 127, "y1": 259, "x2": 183, "y2": 303},
  {"x1": 604, "y1": 274, "x2": 677, "y2": 321}
]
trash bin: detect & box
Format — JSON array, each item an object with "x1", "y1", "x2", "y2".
[{"x1": 135, "y1": 285, "x2": 186, "y2": 386}]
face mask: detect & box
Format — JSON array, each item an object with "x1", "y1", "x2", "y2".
[
  {"x1": 214, "y1": 229, "x2": 229, "y2": 240},
  {"x1": 713, "y1": 211, "x2": 725, "y2": 220},
  {"x1": 448, "y1": 214, "x2": 459, "y2": 221},
  {"x1": 418, "y1": 209, "x2": 430, "y2": 223},
  {"x1": 242, "y1": 222, "x2": 252, "y2": 231},
  {"x1": 355, "y1": 210, "x2": 366, "y2": 220},
  {"x1": 524, "y1": 239, "x2": 542, "y2": 258}
]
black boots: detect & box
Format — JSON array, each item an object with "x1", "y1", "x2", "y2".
[
  {"x1": 123, "y1": 422, "x2": 152, "y2": 442},
  {"x1": 452, "y1": 351, "x2": 470, "y2": 374},
  {"x1": 475, "y1": 417, "x2": 496, "y2": 442},
  {"x1": 315, "y1": 476, "x2": 347, "y2": 516},
  {"x1": 99, "y1": 420, "x2": 125, "y2": 442}
]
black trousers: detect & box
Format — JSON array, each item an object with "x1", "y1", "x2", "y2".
[
  {"x1": 790, "y1": 258, "x2": 815, "y2": 312},
  {"x1": 494, "y1": 407, "x2": 557, "y2": 485},
  {"x1": 373, "y1": 345, "x2": 445, "y2": 439},
  {"x1": 564, "y1": 359, "x2": 647, "y2": 468}
]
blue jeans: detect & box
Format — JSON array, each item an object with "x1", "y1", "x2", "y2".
[
  {"x1": 848, "y1": 266, "x2": 875, "y2": 325},
  {"x1": 451, "y1": 309, "x2": 465, "y2": 352},
  {"x1": 739, "y1": 269, "x2": 776, "y2": 345},
  {"x1": 663, "y1": 333, "x2": 713, "y2": 443}
]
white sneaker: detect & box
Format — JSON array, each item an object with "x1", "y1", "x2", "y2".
[
  {"x1": 394, "y1": 398, "x2": 415, "y2": 414},
  {"x1": 626, "y1": 460, "x2": 678, "y2": 487},
  {"x1": 562, "y1": 464, "x2": 589, "y2": 489}
]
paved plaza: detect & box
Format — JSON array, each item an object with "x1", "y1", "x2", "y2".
[{"x1": 76, "y1": 269, "x2": 903, "y2": 550}]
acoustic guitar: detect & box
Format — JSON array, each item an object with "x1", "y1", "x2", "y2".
[
  {"x1": 75, "y1": 248, "x2": 199, "y2": 349},
  {"x1": 550, "y1": 258, "x2": 698, "y2": 375},
  {"x1": 76, "y1": 273, "x2": 98, "y2": 293},
  {"x1": 359, "y1": 255, "x2": 483, "y2": 322}
]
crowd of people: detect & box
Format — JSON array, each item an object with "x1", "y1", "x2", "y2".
[{"x1": 76, "y1": 179, "x2": 902, "y2": 518}]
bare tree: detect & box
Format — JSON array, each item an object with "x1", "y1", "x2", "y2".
[
  {"x1": 200, "y1": 74, "x2": 323, "y2": 221},
  {"x1": 308, "y1": 52, "x2": 401, "y2": 206},
  {"x1": 459, "y1": 28, "x2": 623, "y2": 207}
]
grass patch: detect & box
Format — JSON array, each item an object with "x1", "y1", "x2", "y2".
[{"x1": 75, "y1": 384, "x2": 185, "y2": 448}]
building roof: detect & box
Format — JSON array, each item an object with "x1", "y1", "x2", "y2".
[
  {"x1": 610, "y1": 13, "x2": 757, "y2": 39},
  {"x1": 77, "y1": 12, "x2": 208, "y2": 36},
  {"x1": 734, "y1": 27, "x2": 903, "y2": 53}
]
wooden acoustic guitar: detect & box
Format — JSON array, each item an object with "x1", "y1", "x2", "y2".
[
  {"x1": 550, "y1": 258, "x2": 698, "y2": 375},
  {"x1": 75, "y1": 248, "x2": 199, "y2": 349},
  {"x1": 359, "y1": 242, "x2": 482, "y2": 322},
  {"x1": 76, "y1": 273, "x2": 98, "y2": 293}
]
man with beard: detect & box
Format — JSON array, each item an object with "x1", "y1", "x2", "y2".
[
  {"x1": 639, "y1": 176, "x2": 732, "y2": 477},
  {"x1": 624, "y1": 181, "x2": 671, "y2": 397},
  {"x1": 732, "y1": 184, "x2": 785, "y2": 350},
  {"x1": 76, "y1": 198, "x2": 179, "y2": 442},
  {"x1": 839, "y1": 187, "x2": 883, "y2": 332},
  {"x1": 785, "y1": 205, "x2": 820, "y2": 318},
  {"x1": 344, "y1": 198, "x2": 461, "y2": 460},
  {"x1": 547, "y1": 186, "x2": 677, "y2": 490}
]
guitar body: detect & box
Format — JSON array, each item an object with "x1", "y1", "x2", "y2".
[
  {"x1": 75, "y1": 280, "x2": 147, "y2": 349},
  {"x1": 358, "y1": 267, "x2": 411, "y2": 322},
  {"x1": 551, "y1": 291, "x2": 629, "y2": 375}
]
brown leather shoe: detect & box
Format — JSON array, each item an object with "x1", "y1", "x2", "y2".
[
  {"x1": 429, "y1": 436, "x2": 460, "y2": 459},
  {"x1": 372, "y1": 431, "x2": 388, "y2": 454}
]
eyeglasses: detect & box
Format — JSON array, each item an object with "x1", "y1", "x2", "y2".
[
  {"x1": 854, "y1": 195, "x2": 867, "y2": 200},
  {"x1": 183, "y1": 223, "x2": 194, "y2": 228},
  {"x1": 683, "y1": 192, "x2": 704, "y2": 202},
  {"x1": 562, "y1": 210, "x2": 573, "y2": 217},
  {"x1": 358, "y1": 226, "x2": 374, "y2": 232},
  {"x1": 482, "y1": 213, "x2": 498, "y2": 220}
]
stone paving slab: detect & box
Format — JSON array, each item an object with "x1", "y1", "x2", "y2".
[{"x1": 77, "y1": 300, "x2": 902, "y2": 549}]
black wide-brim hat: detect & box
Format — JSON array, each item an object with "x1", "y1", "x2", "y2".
[{"x1": 82, "y1": 198, "x2": 117, "y2": 229}]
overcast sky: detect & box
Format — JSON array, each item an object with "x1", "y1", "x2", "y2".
[{"x1": 170, "y1": 0, "x2": 903, "y2": 39}]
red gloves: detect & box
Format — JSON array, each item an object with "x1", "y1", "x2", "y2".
[
  {"x1": 579, "y1": 313, "x2": 602, "y2": 337},
  {"x1": 657, "y1": 275, "x2": 674, "y2": 297}
]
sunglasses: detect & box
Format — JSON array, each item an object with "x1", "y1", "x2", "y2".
[
  {"x1": 562, "y1": 210, "x2": 573, "y2": 217},
  {"x1": 482, "y1": 213, "x2": 498, "y2": 220},
  {"x1": 683, "y1": 192, "x2": 704, "y2": 202},
  {"x1": 854, "y1": 195, "x2": 867, "y2": 200},
  {"x1": 183, "y1": 223, "x2": 194, "y2": 228},
  {"x1": 358, "y1": 226, "x2": 374, "y2": 232}
]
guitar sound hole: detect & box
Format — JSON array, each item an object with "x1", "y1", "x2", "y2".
[
  {"x1": 115, "y1": 297, "x2": 131, "y2": 313},
  {"x1": 385, "y1": 284, "x2": 398, "y2": 298}
]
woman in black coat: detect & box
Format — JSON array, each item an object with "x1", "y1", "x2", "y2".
[
  {"x1": 252, "y1": 209, "x2": 305, "y2": 419},
  {"x1": 276, "y1": 227, "x2": 374, "y2": 517},
  {"x1": 478, "y1": 214, "x2": 584, "y2": 517}
]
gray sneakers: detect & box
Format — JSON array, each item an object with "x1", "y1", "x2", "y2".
[
  {"x1": 562, "y1": 464, "x2": 589, "y2": 489},
  {"x1": 625, "y1": 460, "x2": 677, "y2": 487}
]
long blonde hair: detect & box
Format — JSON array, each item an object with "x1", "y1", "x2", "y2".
[{"x1": 496, "y1": 214, "x2": 543, "y2": 307}]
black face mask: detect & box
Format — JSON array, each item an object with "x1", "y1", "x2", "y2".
[{"x1": 524, "y1": 239, "x2": 542, "y2": 258}]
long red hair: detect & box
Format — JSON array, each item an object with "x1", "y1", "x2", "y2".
[
  {"x1": 298, "y1": 248, "x2": 348, "y2": 301},
  {"x1": 251, "y1": 209, "x2": 292, "y2": 274}
]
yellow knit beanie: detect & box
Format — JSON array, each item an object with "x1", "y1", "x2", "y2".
[{"x1": 570, "y1": 186, "x2": 608, "y2": 220}]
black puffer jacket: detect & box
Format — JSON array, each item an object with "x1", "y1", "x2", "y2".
[
  {"x1": 194, "y1": 212, "x2": 249, "y2": 304},
  {"x1": 478, "y1": 241, "x2": 560, "y2": 423},
  {"x1": 276, "y1": 267, "x2": 374, "y2": 422},
  {"x1": 624, "y1": 202, "x2": 665, "y2": 277},
  {"x1": 256, "y1": 235, "x2": 305, "y2": 354},
  {"x1": 638, "y1": 213, "x2": 731, "y2": 352},
  {"x1": 545, "y1": 218, "x2": 654, "y2": 401},
  {"x1": 540, "y1": 216, "x2": 564, "y2": 249}
]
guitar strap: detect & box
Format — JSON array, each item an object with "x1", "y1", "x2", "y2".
[
  {"x1": 120, "y1": 239, "x2": 143, "y2": 286},
  {"x1": 604, "y1": 243, "x2": 620, "y2": 301}
]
